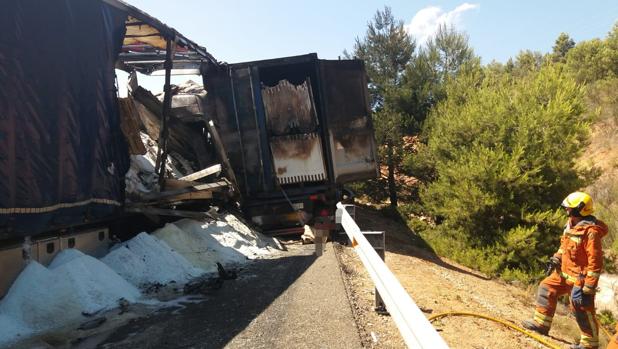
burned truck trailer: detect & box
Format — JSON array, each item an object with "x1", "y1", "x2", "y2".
[
  {"x1": 204, "y1": 54, "x2": 378, "y2": 234},
  {"x1": 0, "y1": 0, "x2": 221, "y2": 297}
]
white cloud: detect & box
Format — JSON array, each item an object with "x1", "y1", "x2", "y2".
[{"x1": 405, "y1": 3, "x2": 479, "y2": 46}]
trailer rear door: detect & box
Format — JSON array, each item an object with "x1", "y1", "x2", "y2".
[{"x1": 318, "y1": 60, "x2": 378, "y2": 183}]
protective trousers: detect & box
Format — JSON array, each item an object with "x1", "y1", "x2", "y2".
[
  {"x1": 609, "y1": 329, "x2": 618, "y2": 349},
  {"x1": 532, "y1": 273, "x2": 599, "y2": 348}
]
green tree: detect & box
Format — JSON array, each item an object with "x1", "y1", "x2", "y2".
[
  {"x1": 426, "y1": 24, "x2": 476, "y2": 80},
  {"x1": 399, "y1": 25, "x2": 478, "y2": 130},
  {"x1": 602, "y1": 22, "x2": 618, "y2": 79},
  {"x1": 565, "y1": 38, "x2": 614, "y2": 83},
  {"x1": 512, "y1": 50, "x2": 545, "y2": 77},
  {"x1": 347, "y1": 6, "x2": 415, "y2": 206},
  {"x1": 421, "y1": 64, "x2": 590, "y2": 278},
  {"x1": 551, "y1": 32, "x2": 575, "y2": 63}
]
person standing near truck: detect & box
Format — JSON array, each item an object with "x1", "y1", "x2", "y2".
[{"x1": 521, "y1": 192, "x2": 608, "y2": 349}]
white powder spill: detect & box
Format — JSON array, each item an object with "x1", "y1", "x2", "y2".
[
  {"x1": 101, "y1": 232, "x2": 204, "y2": 287},
  {"x1": 153, "y1": 222, "x2": 239, "y2": 274},
  {"x1": 154, "y1": 214, "x2": 280, "y2": 274},
  {"x1": 48, "y1": 247, "x2": 84, "y2": 268},
  {"x1": 222, "y1": 214, "x2": 283, "y2": 250},
  {"x1": 0, "y1": 213, "x2": 277, "y2": 346},
  {"x1": 0, "y1": 249, "x2": 141, "y2": 344},
  {"x1": 596, "y1": 273, "x2": 618, "y2": 316},
  {"x1": 0, "y1": 314, "x2": 32, "y2": 347},
  {"x1": 156, "y1": 295, "x2": 207, "y2": 315},
  {"x1": 0, "y1": 261, "x2": 83, "y2": 331},
  {"x1": 49, "y1": 250, "x2": 141, "y2": 315}
]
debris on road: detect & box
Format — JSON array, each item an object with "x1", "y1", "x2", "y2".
[
  {"x1": 183, "y1": 276, "x2": 224, "y2": 295},
  {"x1": 78, "y1": 317, "x2": 107, "y2": 331}
]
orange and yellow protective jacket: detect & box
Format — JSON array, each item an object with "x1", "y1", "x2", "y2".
[{"x1": 553, "y1": 216, "x2": 608, "y2": 292}]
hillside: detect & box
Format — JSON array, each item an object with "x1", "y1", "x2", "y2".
[
  {"x1": 584, "y1": 78, "x2": 618, "y2": 250},
  {"x1": 336, "y1": 206, "x2": 609, "y2": 349}
]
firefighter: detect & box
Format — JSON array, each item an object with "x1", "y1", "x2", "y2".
[{"x1": 522, "y1": 192, "x2": 608, "y2": 349}]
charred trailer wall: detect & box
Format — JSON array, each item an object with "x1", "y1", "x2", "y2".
[
  {"x1": 0, "y1": 1, "x2": 129, "y2": 240},
  {"x1": 203, "y1": 54, "x2": 378, "y2": 232}
]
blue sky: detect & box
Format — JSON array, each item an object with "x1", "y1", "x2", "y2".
[
  {"x1": 122, "y1": 1, "x2": 617, "y2": 92},
  {"x1": 125, "y1": 0, "x2": 617, "y2": 64}
]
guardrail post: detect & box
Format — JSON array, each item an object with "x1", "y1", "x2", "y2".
[
  {"x1": 362, "y1": 231, "x2": 387, "y2": 312},
  {"x1": 314, "y1": 228, "x2": 328, "y2": 256}
]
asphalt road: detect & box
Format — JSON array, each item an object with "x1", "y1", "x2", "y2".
[{"x1": 98, "y1": 243, "x2": 362, "y2": 349}]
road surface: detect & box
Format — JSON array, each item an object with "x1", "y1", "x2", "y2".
[{"x1": 98, "y1": 243, "x2": 362, "y2": 349}]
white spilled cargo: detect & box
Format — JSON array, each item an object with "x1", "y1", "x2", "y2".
[
  {"x1": 0, "y1": 250, "x2": 141, "y2": 345},
  {"x1": 154, "y1": 215, "x2": 279, "y2": 274},
  {"x1": 102, "y1": 232, "x2": 204, "y2": 287},
  {"x1": 596, "y1": 273, "x2": 618, "y2": 316},
  {"x1": 0, "y1": 213, "x2": 280, "y2": 347}
]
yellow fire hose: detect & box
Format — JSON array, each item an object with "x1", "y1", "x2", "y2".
[{"x1": 428, "y1": 311, "x2": 613, "y2": 349}]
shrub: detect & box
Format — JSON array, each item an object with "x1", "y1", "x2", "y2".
[{"x1": 419, "y1": 64, "x2": 590, "y2": 280}]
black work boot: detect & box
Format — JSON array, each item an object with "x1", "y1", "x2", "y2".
[{"x1": 521, "y1": 319, "x2": 549, "y2": 335}]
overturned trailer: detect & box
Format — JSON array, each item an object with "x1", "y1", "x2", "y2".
[{"x1": 204, "y1": 54, "x2": 378, "y2": 234}]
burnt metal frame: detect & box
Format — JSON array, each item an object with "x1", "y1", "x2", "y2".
[
  {"x1": 102, "y1": 0, "x2": 217, "y2": 64},
  {"x1": 154, "y1": 38, "x2": 175, "y2": 190},
  {"x1": 102, "y1": 0, "x2": 221, "y2": 192},
  {"x1": 249, "y1": 66, "x2": 274, "y2": 193}
]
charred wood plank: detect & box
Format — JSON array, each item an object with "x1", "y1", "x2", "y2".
[
  {"x1": 179, "y1": 164, "x2": 221, "y2": 182},
  {"x1": 164, "y1": 178, "x2": 201, "y2": 190},
  {"x1": 154, "y1": 190, "x2": 214, "y2": 203},
  {"x1": 118, "y1": 97, "x2": 147, "y2": 155},
  {"x1": 125, "y1": 205, "x2": 214, "y2": 220},
  {"x1": 203, "y1": 117, "x2": 241, "y2": 196},
  {"x1": 141, "y1": 181, "x2": 228, "y2": 202}
]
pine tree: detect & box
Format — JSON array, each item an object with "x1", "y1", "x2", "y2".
[
  {"x1": 551, "y1": 32, "x2": 575, "y2": 63},
  {"x1": 347, "y1": 7, "x2": 415, "y2": 207},
  {"x1": 421, "y1": 64, "x2": 589, "y2": 277}
]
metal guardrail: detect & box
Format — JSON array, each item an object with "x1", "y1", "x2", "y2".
[{"x1": 336, "y1": 202, "x2": 450, "y2": 349}]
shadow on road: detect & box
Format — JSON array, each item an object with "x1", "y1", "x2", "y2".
[
  {"x1": 353, "y1": 205, "x2": 490, "y2": 281},
  {"x1": 98, "y1": 252, "x2": 317, "y2": 349}
]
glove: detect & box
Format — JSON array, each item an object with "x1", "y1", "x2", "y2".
[
  {"x1": 571, "y1": 286, "x2": 594, "y2": 308},
  {"x1": 544, "y1": 256, "x2": 561, "y2": 276}
]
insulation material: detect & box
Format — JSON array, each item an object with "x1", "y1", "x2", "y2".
[
  {"x1": 261, "y1": 80, "x2": 318, "y2": 136},
  {"x1": 123, "y1": 16, "x2": 167, "y2": 50},
  {"x1": 124, "y1": 132, "x2": 189, "y2": 201}
]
